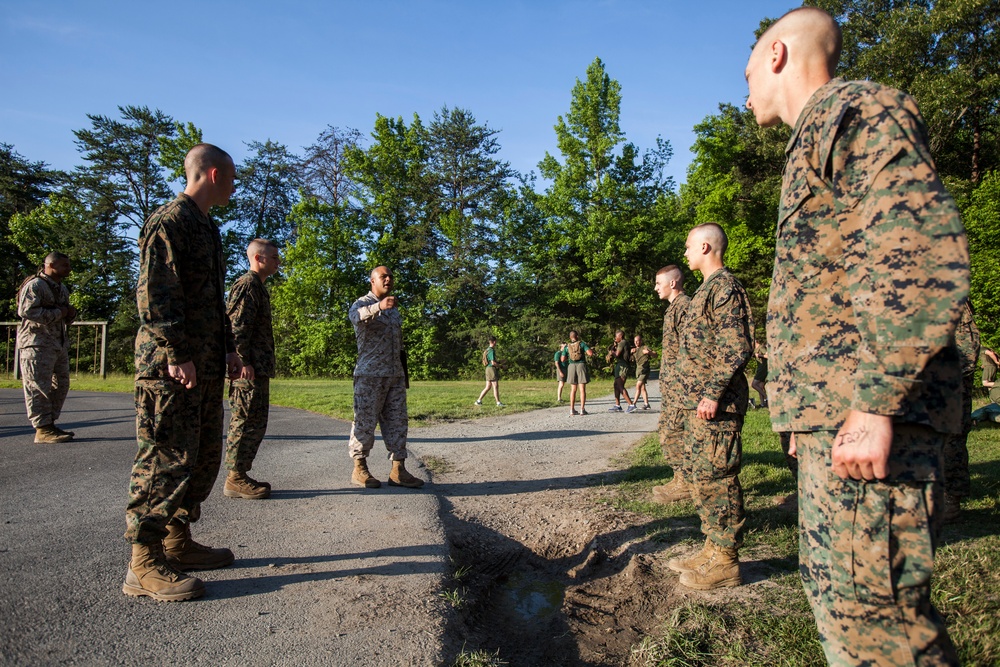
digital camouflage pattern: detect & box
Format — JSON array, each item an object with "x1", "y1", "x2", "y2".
[
  {"x1": 797, "y1": 428, "x2": 958, "y2": 666},
  {"x1": 227, "y1": 271, "x2": 275, "y2": 378},
  {"x1": 677, "y1": 268, "x2": 752, "y2": 550},
  {"x1": 676, "y1": 269, "x2": 753, "y2": 414},
  {"x1": 768, "y1": 79, "x2": 969, "y2": 435},
  {"x1": 134, "y1": 194, "x2": 235, "y2": 380},
  {"x1": 658, "y1": 293, "x2": 690, "y2": 469},
  {"x1": 17, "y1": 273, "x2": 70, "y2": 351},
  {"x1": 348, "y1": 376, "x2": 409, "y2": 461},
  {"x1": 126, "y1": 194, "x2": 235, "y2": 544},
  {"x1": 683, "y1": 411, "x2": 745, "y2": 549},
  {"x1": 349, "y1": 291, "x2": 405, "y2": 378},
  {"x1": 659, "y1": 294, "x2": 690, "y2": 407},
  {"x1": 17, "y1": 273, "x2": 72, "y2": 428},
  {"x1": 944, "y1": 301, "x2": 979, "y2": 498},
  {"x1": 226, "y1": 377, "x2": 270, "y2": 473},
  {"x1": 127, "y1": 377, "x2": 226, "y2": 543},
  {"x1": 348, "y1": 291, "x2": 409, "y2": 461},
  {"x1": 772, "y1": 79, "x2": 967, "y2": 666},
  {"x1": 225, "y1": 270, "x2": 275, "y2": 473}
]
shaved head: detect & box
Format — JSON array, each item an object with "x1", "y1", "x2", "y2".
[
  {"x1": 690, "y1": 223, "x2": 728, "y2": 256},
  {"x1": 757, "y1": 7, "x2": 842, "y2": 75},
  {"x1": 656, "y1": 264, "x2": 683, "y2": 286},
  {"x1": 184, "y1": 143, "x2": 233, "y2": 181},
  {"x1": 247, "y1": 238, "x2": 277, "y2": 259},
  {"x1": 44, "y1": 251, "x2": 69, "y2": 266}
]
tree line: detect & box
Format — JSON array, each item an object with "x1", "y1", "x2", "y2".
[{"x1": 2, "y1": 0, "x2": 998, "y2": 380}]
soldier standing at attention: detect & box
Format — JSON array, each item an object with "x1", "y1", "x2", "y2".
[
  {"x1": 123, "y1": 144, "x2": 243, "y2": 602},
  {"x1": 223, "y1": 239, "x2": 281, "y2": 500},
  {"x1": 347, "y1": 266, "x2": 425, "y2": 490},
  {"x1": 668, "y1": 223, "x2": 753, "y2": 591},
  {"x1": 17, "y1": 252, "x2": 76, "y2": 443},
  {"x1": 650, "y1": 265, "x2": 692, "y2": 505},
  {"x1": 746, "y1": 7, "x2": 968, "y2": 664}
]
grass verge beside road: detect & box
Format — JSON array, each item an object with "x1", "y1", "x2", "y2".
[
  {"x1": 605, "y1": 408, "x2": 1000, "y2": 667},
  {"x1": 0, "y1": 374, "x2": 559, "y2": 425}
]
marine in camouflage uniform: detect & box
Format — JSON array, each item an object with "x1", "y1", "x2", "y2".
[
  {"x1": 122, "y1": 144, "x2": 242, "y2": 603},
  {"x1": 224, "y1": 239, "x2": 280, "y2": 500},
  {"x1": 746, "y1": 8, "x2": 967, "y2": 664},
  {"x1": 672, "y1": 225, "x2": 753, "y2": 591},
  {"x1": 651, "y1": 265, "x2": 692, "y2": 504},
  {"x1": 16, "y1": 252, "x2": 76, "y2": 443},
  {"x1": 942, "y1": 300, "x2": 979, "y2": 518},
  {"x1": 347, "y1": 266, "x2": 424, "y2": 489}
]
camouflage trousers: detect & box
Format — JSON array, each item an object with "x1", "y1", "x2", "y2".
[
  {"x1": 226, "y1": 376, "x2": 270, "y2": 473},
  {"x1": 349, "y1": 376, "x2": 409, "y2": 461},
  {"x1": 796, "y1": 427, "x2": 959, "y2": 666},
  {"x1": 125, "y1": 377, "x2": 225, "y2": 544},
  {"x1": 683, "y1": 410, "x2": 745, "y2": 550},
  {"x1": 658, "y1": 407, "x2": 687, "y2": 477},
  {"x1": 942, "y1": 372, "x2": 973, "y2": 497},
  {"x1": 19, "y1": 346, "x2": 70, "y2": 428}
]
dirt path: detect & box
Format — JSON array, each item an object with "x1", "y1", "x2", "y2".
[{"x1": 415, "y1": 383, "x2": 701, "y2": 666}]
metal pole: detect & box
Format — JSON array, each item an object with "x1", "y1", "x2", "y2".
[{"x1": 100, "y1": 322, "x2": 108, "y2": 379}]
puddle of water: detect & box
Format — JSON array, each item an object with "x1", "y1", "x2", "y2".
[{"x1": 502, "y1": 571, "x2": 566, "y2": 620}]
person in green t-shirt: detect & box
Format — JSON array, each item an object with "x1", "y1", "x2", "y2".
[
  {"x1": 554, "y1": 344, "x2": 569, "y2": 402},
  {"x1": 475, "y1": 337, "x2": 504, "y2": 407},
  {"x1": 631, "y1": 334, "x2": 654, "y2": 410}
]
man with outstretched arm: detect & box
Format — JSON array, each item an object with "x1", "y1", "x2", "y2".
[
  {"x1": 745, "y1": 7, "x2": 968, "y2": 663},
  {"x1": 347, "y1": 266, "x2": 425, "y2": 490}
]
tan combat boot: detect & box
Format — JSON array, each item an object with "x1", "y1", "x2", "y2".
[
  {"x1": 678, "y1": 541, "x2": 741, "y2": 590},
  {"x1": 34, "y1": 424, "x2": 73, "y2": 444},
  {"x1": 667, "y1": 538, "x2": 713, "y2": 574},
  {"x1": 388, "y1": 459, "x2": 425, "y2": 488},
  {"x1": 163, "y1": 520, "x2": 234, "y2": 571},
  {"x1": 352, "y1": 458, "x2": 382, "y2": 488},
  {"x1": 122, "y1": 543, "x2": 205, "y2": 602},
  {"x1": 651, "y1": 476, "x2": 690, "y2": 505},
  {"x1": 53, "y1": 425, "x2": 75, "y2": 437},
  {"x1": 224, "y1": 471, "x2": 270, "y2": 499}
]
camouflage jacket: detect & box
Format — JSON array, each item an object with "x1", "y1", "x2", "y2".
[
  {"x1": 134, "y1": 194, "x2": 235, "y2": 380},
  {"x1": 349, "y1": 291, "x2": 404, "y2": 378},
  {"x1": 677, "y1": 269, "x2": 753, "y2": 414},
  {"x1": 227, "y1": 270, "x2": 275, "y2": 378},
  {"x1": 660, "y1": 294, "x2": 691, "y2": 406},
  {"x1": 768, "y1": 78, "x2": 970, "y2": 433},
  {"x1": 17, "y1": 273, "x2": 70, "y2": 350},
  {"x1": 955, "y1": 300, "x2": 980, "y2": 376}
]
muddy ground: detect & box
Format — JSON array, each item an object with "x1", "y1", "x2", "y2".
[{"x1": 415, "y1": 390, "x2": 786, "y2": 666}]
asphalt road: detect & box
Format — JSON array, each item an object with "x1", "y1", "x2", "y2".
[{"x1": 0, "y1": 389, "x2": 446, "y2": 666}]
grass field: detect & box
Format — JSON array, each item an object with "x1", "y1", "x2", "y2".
[
  {"x1": 0, "y1": 373, "x2": 561, "y2": 424},
  {"x1": 609, "y1": 407, "x2": 1000, "y2": 667}
]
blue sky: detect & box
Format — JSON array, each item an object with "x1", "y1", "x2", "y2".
[{"x1": 1, "y1": 1, "x2": 796, "y2": 189}]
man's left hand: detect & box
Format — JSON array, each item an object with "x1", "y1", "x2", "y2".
[
  {"x1": 832, "y1": 410, "x2": 892, "y2": 481},
  {"x1": 226, "y1": 352, "x2": 244, "y2": 380},
  {"x1": 696, "y1": 397, "x2": 718, "y2": 420}
]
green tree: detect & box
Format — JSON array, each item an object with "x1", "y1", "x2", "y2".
[
  {"x1": 224, "y1": 139, "x2": 302, "y2": 278},
  {"x1": 271, "y1": 197, "x2": 366, "y2": 376},
  {"x1": 72, "y1": 105, "x2": 176, "y2": 229},
  {"x1": 158, "y1": 121, "x2": 204, "y2": 184},
  {"x1": 960, "y1": 170, "x2": 1000, "y2": 349},
  {"x1": 422, "y1": 106, "x2": 516, "y2": 366},
  {"x1": 0, "y1": 143, "x2": 58, "y2": 319},
  {"x1": 538, "y1": 57, "x2": 678, "y2": 337}
]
